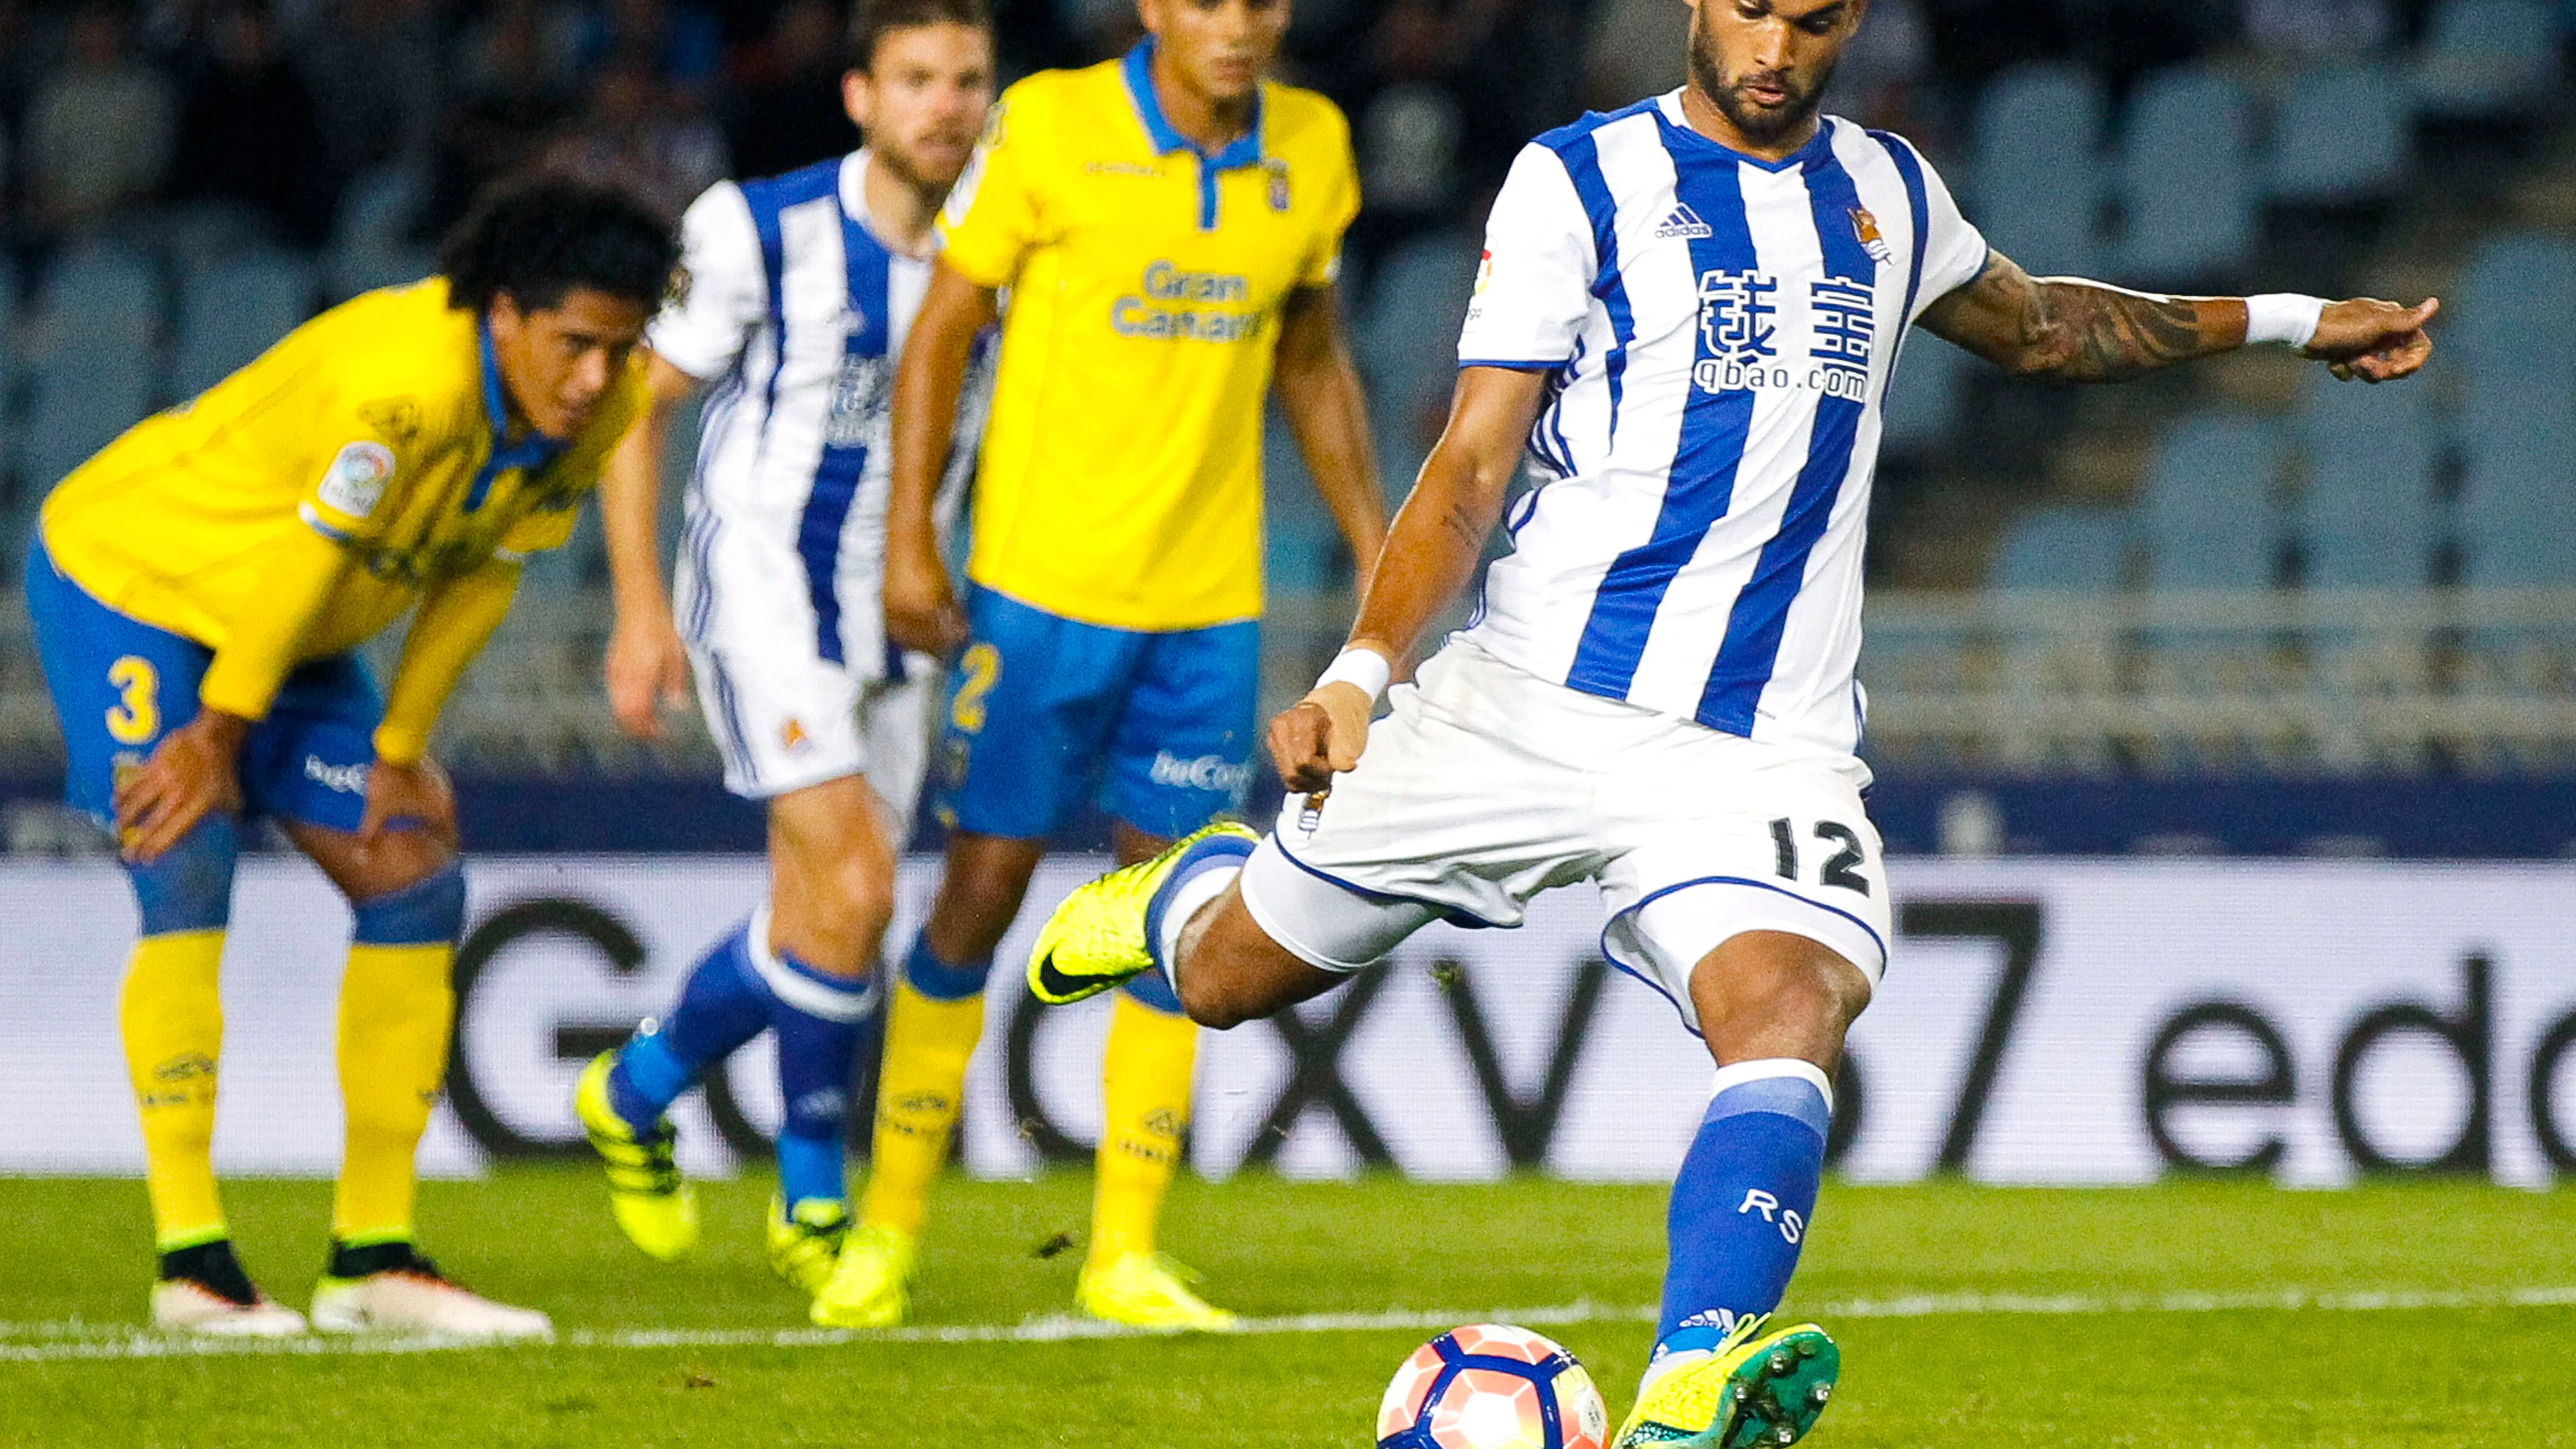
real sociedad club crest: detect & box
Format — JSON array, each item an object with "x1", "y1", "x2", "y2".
[{"x1": 1851, "y1": 207, "x2": 1893, "y2": 265}]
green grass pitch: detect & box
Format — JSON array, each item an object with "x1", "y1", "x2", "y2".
[{"x1": 1, "y1": 1168, "x2": 2571, "y2": 1446}]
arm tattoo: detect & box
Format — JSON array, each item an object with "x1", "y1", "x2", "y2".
[
  {"x1": 1925, "y1": 253, "x2": 2239, "y2": 383},
  {"x1": 2027, "y1": 278, "x2": 2224, "y2": 382}
]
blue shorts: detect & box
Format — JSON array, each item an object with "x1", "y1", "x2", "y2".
[
  {"x1": 24, "y1": 535, "x2": 384, "y2": 835},
  {"x1": 933, "y1": 586, "x2": 1258, "y2": 842}
]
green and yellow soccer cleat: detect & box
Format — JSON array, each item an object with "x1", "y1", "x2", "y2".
[
  {"x1": 1615, "y1": 1316, "x2": 1839, "y2": 1448},
  {"x1": 1027, "y1": 821, "x2": 1258, "y2": 1005},
  {"x1": 574, "y1": 1051, "x2": 700, "y2": 1262},
  {"x1": 766, "y1": 1196, "x2": 851, "y2": 1298},
  {"x1": 1075, "y1": 1252, "x2": 1240, "y2": 1333},
  {"x1": 809, "y1": 1221, "x2": 919, "y2": 1329}
]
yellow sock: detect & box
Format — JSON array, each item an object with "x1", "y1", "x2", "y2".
[
  {"x1": 860, "y1": 980, "x2": 986, "y2": 1238},
  {"x1": 331, "y1": 943, "x2": 455, "y2": 1244},
  {"x1": 121, "y1": 931, "x2": 230, "y2": 1251},
  {"x1": 1089, "y1": 993, "x2": 1198, "y2": 1269}
]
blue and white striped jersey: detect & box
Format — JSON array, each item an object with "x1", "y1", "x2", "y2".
[
  {"x1": 652, "y1": 150, "x2": 995, "y2": 676},
  {"x1": 1456, "y1": 96, "x2": 1988, "y2": 757}
]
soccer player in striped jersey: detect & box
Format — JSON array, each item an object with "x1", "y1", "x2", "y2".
[
  {"x1": 28, "y1": 179, "x2": 676, "y2": 1337},
  {"x1": 1025, "y1": 0, "x2": 2437, "y2": 1439},
  {"x1": 861, "y1": 0, "x2": 1386, "y2": 1332},
  {"x1": 574, "y1": 0, "x2": 996, "y2": 1316}
]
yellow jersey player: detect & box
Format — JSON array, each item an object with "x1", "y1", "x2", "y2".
[
  {"x1": 26, "y1": 178, "x2": 677, "y2": 1338},
  {"x1": 834, "y1": 0, "x2": 1386, "y2": 1331}
]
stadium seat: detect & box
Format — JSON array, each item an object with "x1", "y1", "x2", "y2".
[
  {"x1": 0, "y1": 261, "x2": 20, "y2": 502},
  {"x1": 169, "y1": 254, "x2": 318, "y2": 404},
  {"x1": 2267, "y1": 63, "x2": 2412, "y2": 205},
  {"x1": 2114, "y1": 66, "x2": 2259, "y2": 287},
  {"x1": 2415, "y1": 0, "x2": 2563, "y2": 117},
  {"x1": 19, "y1": 248, "x2": 160, "y2": 494},
  {"x1": 328, "y1": 163, "x2": 435, "y2": 301},
  {"x1": 1967, "y1": 64, "x2": 2105, "y2": 278},
  {"x1": 2294, "y1": 372, "x2": 2440, "y2": 589},
  {"x1": 1355, "y1": 228, "x2": 1479, "y2": 488},
  {"x1": 2450, "y1": 231, "x2": 2576, "y2": 402},
  {"x1": 1993, "y1": 503, "x2": 2133, "y2": 592},
  {"x1": 2143, "y1": 416, "x2": 2287, "y2": 592},
  {"x1": 1880, "y1": 332, "x2": 1973, "y2": 458}
]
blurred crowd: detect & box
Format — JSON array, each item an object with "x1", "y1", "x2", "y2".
[{"x1": 0, "y1": 0, "x2": 2486, "y2": 266}]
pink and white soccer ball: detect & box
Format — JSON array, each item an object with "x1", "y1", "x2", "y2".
[{"x1": 1376, "y1": 1324, "x2": 1609, "y2": 1449}]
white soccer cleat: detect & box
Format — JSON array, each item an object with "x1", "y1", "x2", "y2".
[
  {"x1": 149, "y1": 1279, "x2": 309, "y2": 1338},
  {"x1": 308, "y1": 1244, "x2": 553, "y2": 1340}
]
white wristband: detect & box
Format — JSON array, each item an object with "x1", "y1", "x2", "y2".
[
  {"x1": 1314, "y1": 646, "x2": 1392, "y2": 705},
  {"x1": 2246, "y1": 294, "x2": 2325, "y2": 349}
]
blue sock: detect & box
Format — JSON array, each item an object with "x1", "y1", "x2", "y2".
[
  {"x1": 607, "y1": 922, "x2": 772, "y2": 1132},
  {"x1": 760, "y1": 935, "x2": 877, "y2": 1211},
  {"x1": 1653, "y1": 1062, "x2": 1833, "y2": 1366},
  {"x1": 903, "y1": 936, "x2": 992, "y2": 1002},
  {"x1": 1143, "y1": 830, "x2": 1257, "y2": 981}
]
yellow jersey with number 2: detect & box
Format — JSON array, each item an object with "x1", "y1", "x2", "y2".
[
  {"x1": 40, "y1": 277, "x2": 643, "y2": 716},
  {"x1": 937, "y1": 40, "x2": 1360, "y2": 632}
]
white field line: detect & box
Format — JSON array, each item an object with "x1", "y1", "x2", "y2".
[{"x1": 4, "y1": 1285, "x2": 2574, "y2": 1364}]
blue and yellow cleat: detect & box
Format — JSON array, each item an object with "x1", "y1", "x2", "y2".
[
  {"x1": 574, "y1": 1052, "x2": 700, "y2": 1262},
  {"x1": 1026, "y1": 821, "x2": 1258, "y2": 1006},
  {"x1": 1616, "y1": 1316, "x2": 1839, "y2": 1448}
]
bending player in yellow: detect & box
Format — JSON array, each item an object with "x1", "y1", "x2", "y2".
[
  {"x1": 26, "y1": 178, "x2": 677, "y2": 1337},
  {"x1": 840, "y1": 0, "x2": 1386, "y2": 1331}
]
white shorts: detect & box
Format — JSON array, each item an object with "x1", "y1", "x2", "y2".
[
  {"x1": 680, "y1": 512, "x2": 940, "y2": 833},
  {"x1": 1236, "y1": 639, "x2": 1891, "y2": 1032}
]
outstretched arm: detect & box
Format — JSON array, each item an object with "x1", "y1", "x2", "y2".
[
  {"x1": 1267, "y1": 365, "x2": 1549, "y2": 793},
  {"x1": 1919, "y1": 250, "x2": 2438, "y2": 385}
]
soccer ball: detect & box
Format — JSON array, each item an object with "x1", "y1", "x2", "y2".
[{"x1": 1376, "y1": 1323, "x2": 1610, "y2": 1449}]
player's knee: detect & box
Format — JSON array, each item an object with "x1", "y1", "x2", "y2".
[
  {"x1": 351, "y1": 856, "x2": 467, "y2": 947},
  {"x1": 1693, "y1": 933, "x2": 1872, "y2": 1044},
  {"x1": 1174, "y1": 968, "x2": 1256, "y2": 1030}
]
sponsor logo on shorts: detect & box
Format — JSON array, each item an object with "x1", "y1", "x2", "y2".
[
  {"x1": 781, "y1": 718, "x2": 812, "y2": 753},
  {"x1": 303, "y1": 756, "x2": 369, "y2": 795},
  {"x1": 1148, "y1": 751, "x2": 1252, "y2": 794}
]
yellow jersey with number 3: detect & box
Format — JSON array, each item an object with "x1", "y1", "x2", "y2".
[
  {"x1": 39, "y1": 277, "x2": 643, "y2": 669},
  {"x1": 937, "y1": 41, "x2": 1360, "y2": 631}
]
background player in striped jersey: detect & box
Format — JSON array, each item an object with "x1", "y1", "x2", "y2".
[
  {"x1": 575, "y1": 0, "x2": 996, "y2": 1318},
  {"x1": 860, "y1": 0, "x2": 1386, "y2": 1332},
  {"x1": 1026, "y1": 0, "x2": 2437, "y2": 1438}
]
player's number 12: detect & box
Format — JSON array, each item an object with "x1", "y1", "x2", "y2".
[{"x1": 1770, "y1": 817, "x2": 1871, "y2": 896}]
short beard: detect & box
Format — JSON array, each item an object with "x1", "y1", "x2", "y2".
[
  {"x1": 875, "y1": 136, "x2": 965, "y2": 198},
  {"x1": 1687, "y1": 9, "x2": 1833, "y2": 145}
]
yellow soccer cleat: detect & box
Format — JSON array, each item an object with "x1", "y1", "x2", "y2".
[
  {"x1": 1027, "y1": 821, "x2": 1258, "y2": 1005},
  {"x1": 1075, "y1": 1252, "x2": 1240, "y2": 1333},
  {"x1": 575, "y1": 1051, "x2": 700, "y2": 1262},
  {"x1": 766, "y1": 1196, "x2": 851, "y2": 1298},
  {"x1": 1616, "y1": 1316, "x2": 1840, "y2": 1448},
  {"x1": 809, "y1": 1221, "x2": 919, "y2": 1329}
]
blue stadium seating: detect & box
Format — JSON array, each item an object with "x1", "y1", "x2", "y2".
[
  {"x1": 1968, "y1": 64, "x2": 2105, "y2": 278},
  {"x1": 2416, "y1": 0, "x2": 2564, "y2": 117},
  {"x1": 0, "y1": 261, "x2": 19, "y2": 492},
  {"x1": 1994, "y1": 504, "x2": 2133, "y2": 592},
  {"x1": 1355, "y1": 228, "x2": 1479, "y2": 488},
  {"x1": 2115, "y1": 66, "x2": 2259, "y2": 286},
  {"x1": 2143, "y1": 416, "x2": 2286, "y2": 592},
  {"x1": 1880, "y1": 332, "x2": 1973, "y2": 457},
  {"x1": 2294, "y1": 372, "x2": 2440, "y2": 589},
  {"x1": 19, "y1": 249, "x2": 160, "y2": 496},
  {"x1": 2451, "y1": 231, "x2": 2576, "y2": 594},
  {"x1": 328, "y1": 163, "x2": 435, "y2": 301},
  {"x1": 2268, "y1": 63, "x2": 2411, "y2": 205},
  {"x1": 169, "y1": 254, "x2": 318, "y2": 404}
]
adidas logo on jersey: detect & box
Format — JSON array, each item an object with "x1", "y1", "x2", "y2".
[{"x1": 1655, "y1": 204, "x2": 1715, "y2": 240}]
